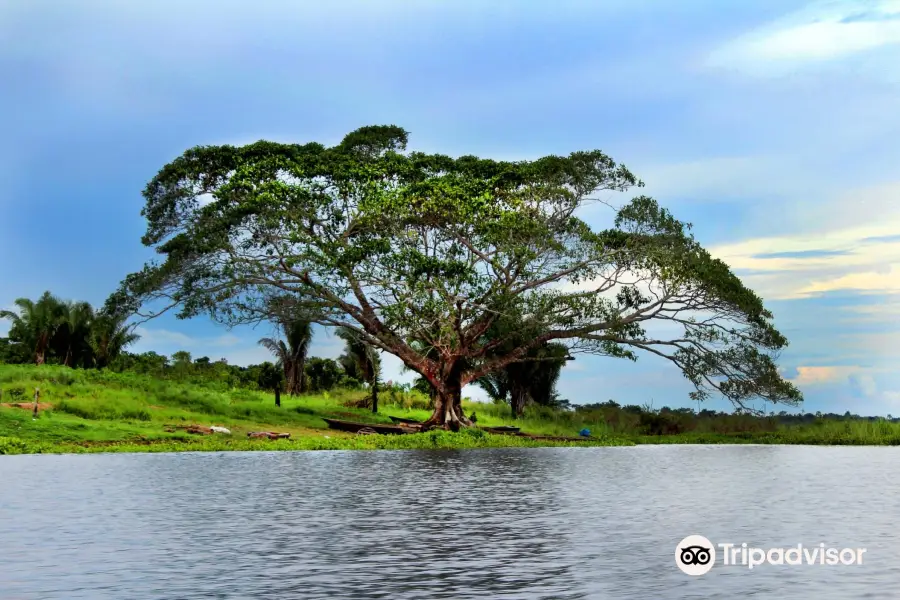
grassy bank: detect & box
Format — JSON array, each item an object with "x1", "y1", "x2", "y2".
[
  {"x1": 0, "y1": 365, "x2": 627, "y2": 455},
  {"x1": 3, "y1": 364, "x2": 900, "y2": 456}
]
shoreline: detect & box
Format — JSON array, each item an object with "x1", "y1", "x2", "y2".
[
  {"x1": 5, "y1": 430, "x2": 900, "y2": 456},
  {"x1": 0, "y1": 430, "x2": 629, "y2": 455},
  {"x1": 3, "y1": 365, "x2": 899, "y2": 457}
]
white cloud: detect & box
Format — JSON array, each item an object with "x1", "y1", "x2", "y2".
[
  {"x1": 790, "y1": 365, "x2": 864, "y2": 386},
  {"x1": 789, "y1": 366, "x2": 900, "y2": 409},
  {"x1": 883, "y1": 390, "x2": 900, "y2": 404},
  {"x1": 849, "y1": 372, "x2": 880, "y2": 396},
  {"x1": 847, "y1": 370, "x2": 900, "y2": 407},
  {"x1": 131, "y1": 327, "x2": 242, "y2": 355},
  {"x1": 705, "y1": 181, "x2": 900, "y2": 299},
  {"x1": 214, "y1": 345, "x2": 272, "y2": 367},
  {"x1": 707, "y1": 0, "x2": 900, "y2": 76},
  {"x1": 837, "y1": 331, "x2": 900, "y2": 358},
  {"x1": 840, "y1": 302, "x2": 900, "y2": 323}
]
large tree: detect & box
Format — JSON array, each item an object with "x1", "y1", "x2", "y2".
[{"x1": 110, "y1": 125, "x2": 802, "y2": 429}]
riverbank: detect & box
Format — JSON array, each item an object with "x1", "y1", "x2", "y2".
[
  {"x1": 3, "y1": 365, "x2": 900, "y2": 455},
  {"x1": 0, "y1": 365, "x2": 628, "y2": 455},
  {"x1": 0, "y1": 429, "x2": 628, "y2": 455}
]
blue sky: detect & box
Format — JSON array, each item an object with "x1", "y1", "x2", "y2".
[{"x1": 1, "y1": 0, "x2": 898, "y2": 414}]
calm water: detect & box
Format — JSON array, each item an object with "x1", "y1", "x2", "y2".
[{"x1": 1, "y1": 445, "x2": 898, "y2": 599}]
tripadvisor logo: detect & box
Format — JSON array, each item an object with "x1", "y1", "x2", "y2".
[
  {"x1": 675, "y1": 535, "x2": 867, "y2": 575},
  {"x1": 676, "y1": 535, "x2": 716, "y2": 576}
]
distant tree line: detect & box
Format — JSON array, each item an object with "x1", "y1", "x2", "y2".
[
  {"x1": 571, "y1": 400, "x2": 900, "y2": 435},
  {"x1": 0, "y1": 292, "x2": 371, "y2": 399}
]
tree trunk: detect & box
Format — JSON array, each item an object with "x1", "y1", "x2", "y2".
[
  {"x1": 63, "y1": 347, "x2": 73, "y2": 368},
  {"x1": 371, "y1": 375, "x2": 378, "y2": 414},
  {"x1": 284, "y1": 363, "x2": 295, "y2": 395},
  {"x1": 35, "y1": 351, "x2": 45, "y2": 366},
  {"x1": 275, "y1": 388, "x2": 281, "y2": 407},
  {"x1": 510, "y1": 382, "x2": 528, "y2": 419},
  {"x1": 421, "y1": 369, "x2": 471, "y2": 430}
]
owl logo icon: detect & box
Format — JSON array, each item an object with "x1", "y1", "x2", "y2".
[{"x1": 676, "y1": 535, "x2": 716, "y2": 575}]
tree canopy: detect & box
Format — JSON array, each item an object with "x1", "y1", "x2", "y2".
[{"x1": 111, "y1": 125, "x2": 802, "y2": 428}]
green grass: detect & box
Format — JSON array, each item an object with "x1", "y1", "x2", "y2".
[
  {"x1": 0, "y1": 428, "x2": 626, "y2": 455},
  {"x1": 0, "y1": 364, "x2": 626, "y2": 455},
  {"x1": 622, "y1": 421, "x2": 900, "y2": 446},
  {"x1": 4, "y1": 364, "x2": 900, "y2": 456}
]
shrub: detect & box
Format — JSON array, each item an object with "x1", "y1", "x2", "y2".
[
  {"x1": 0, "y1": 436, "x2": 45, "y2": 455},
  {"x1": 5, "y1": 387, "x2": 25, "y2": 400},
  {"x1": 638, "y1": 412, "x2": 686, "y2": 435}
]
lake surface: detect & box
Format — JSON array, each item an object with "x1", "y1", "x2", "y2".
[{"x1": 1, "y1": 445, "x2": 898, "y2": 599}]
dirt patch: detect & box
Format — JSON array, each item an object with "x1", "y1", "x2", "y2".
[{"x1": 1, "y1": 402, "x2": 53, "y2": 411}]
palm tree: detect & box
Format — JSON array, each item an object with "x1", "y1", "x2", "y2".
[
  {"x1": 0, "y1": 292, "x2": 67, "y2": 365},
  {"x1": 474, "y1": 327, "x2": 571, "y2": 418},
  {"x1": 515, "y1": 342, "x2": 569, "y2": 409},
  {"x1": 258, "y1": 319, "x2": 313, "y2": 395},
  {"x1": 58, "y1": 301, "x2": 94, "y2": 367},
  {"x1": 90, "y1": 312, "x2": 140, "y2": 368},
  {"x1": 474, "y1": 369, "x2": 511, "y2": 404},
  {"x1": 336, "y1": 326, "x2": 381, "y2": 413}
]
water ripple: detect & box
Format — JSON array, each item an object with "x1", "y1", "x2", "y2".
[{"x1": 1, "y1": 445, "x2": 898, "y2": 599}]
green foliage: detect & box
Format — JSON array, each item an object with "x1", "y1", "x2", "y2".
[
  {"x1": 110, "y1": 351, "x2": 170, "y2": 375},
  {"x1": 259, "y1": 318, "x2": 313, "y2": 395},
  {"x1": 112, "y1": 125, "x2": 801, "y2": 424},
  {"x1": 304, "y1": 357, "x2": 347, "y2": 392},
  {"x1": 476, "y1": 334, "x2": 570, "y2": 417},
  {"x1": 1, "y1": 365, "x2": 898, "y2": 456},
  {"x1": 16, "y1": 429, "x2": 625, "y2": 455},
  {"x1": 0, "y1": 436, "x2": 48, "y2": 455},
  {"x1": 0, "y1": 292, "x2": 139, "y2": 368},
  {"x1": 0, "y1": 364, "x2": 628, "y2": 453},
  {"x1": 336, "y1": 326, "x2": 381, "y2": 385},
  {"x1": 0, "y1": 337, "x2": 29, "y2": 364},
  {"x1": 256, "y1": 361, "x2": 284, "y2": 392}
]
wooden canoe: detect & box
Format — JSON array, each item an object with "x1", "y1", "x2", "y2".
[
  {"x1": 322, "y1": 418, "x2": 411, "y2": 435},
  {"x1": 389, "y1": 416, "x2": 423, "y2": 425},
  {"x1": 480, "y1": 425, "x2": 521, "y2": 434}
]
